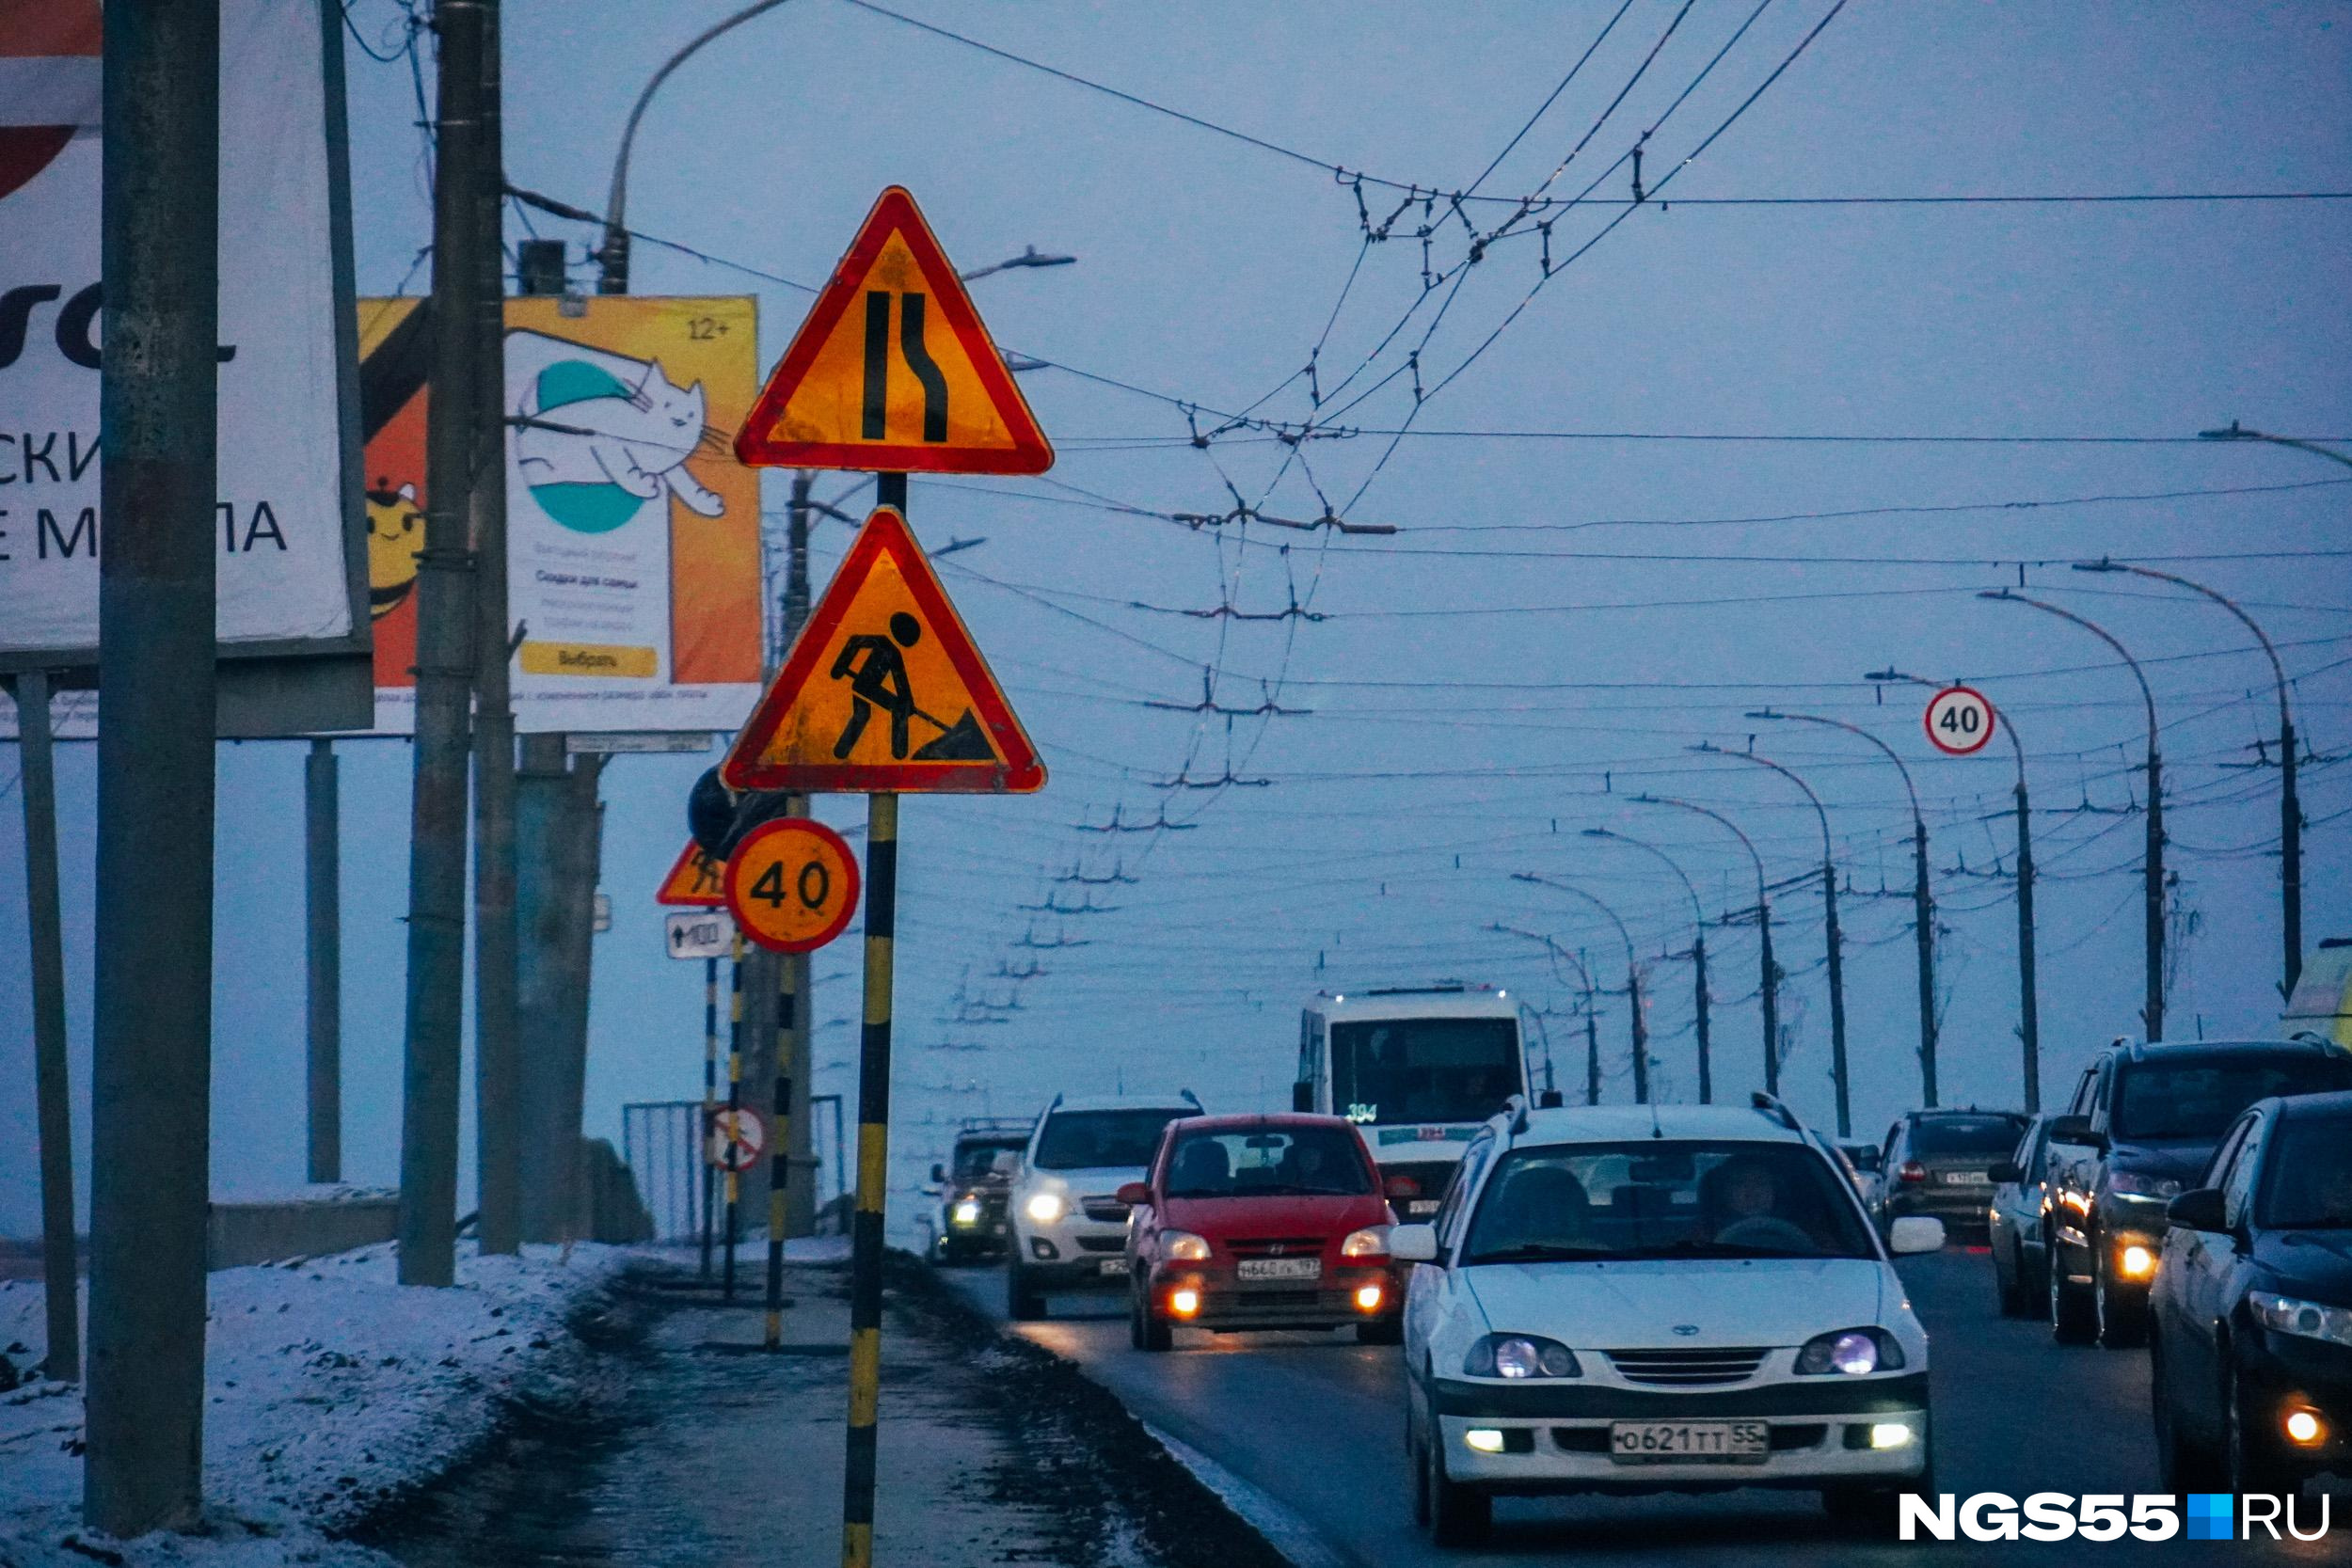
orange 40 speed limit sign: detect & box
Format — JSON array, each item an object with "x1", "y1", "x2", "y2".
[{"x1": 724, "y1": 816, "x2": 861, "y2": 953}]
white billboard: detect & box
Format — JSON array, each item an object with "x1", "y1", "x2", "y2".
[{"x1": 0, "y1": 0, "x2": 366, "y2": 714}]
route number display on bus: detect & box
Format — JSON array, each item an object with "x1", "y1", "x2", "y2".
[{"x1": 1924, "y1": 686, "x2": 1996, "y2": 756}]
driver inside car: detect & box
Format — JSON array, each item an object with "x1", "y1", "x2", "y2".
[{"x1": 1703, "y1": 1155, "x2": 1824, "y2": 1250}]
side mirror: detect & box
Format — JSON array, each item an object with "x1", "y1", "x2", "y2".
[
  {"x1": 2166, "y1": 1187, "x2": 2227, "y2": 1233},
  {"x1": 2047, "y1": 1115, "x2": 2105, "y2": 1149},
  {"x1": 1888, "y1": 1215, "x2": 1947, "y2": 1255},
  {"x1": 1536, "y1": 1089, "x2": 1565, "y2": 1109},
  {"x1": 1115, "y1": 1181, "x2": 1152, "y2": 1208},
  {"x1": 1291, "y1": 1081, "x2": 1313, "y2": 1113},
  {"x1": 1383, "y1": 1174, "x2": 1422, "y2": 1202},
  {"x1": 930, "y1": 1163, "x2": 947, "y2": 1185},
  {"x1": 1988, "y1": 1161, "x2": 2023, "y2": 1185},
  {"x1": 1389, "y1": 1224, "x2": 1439, "y2": 1263}
]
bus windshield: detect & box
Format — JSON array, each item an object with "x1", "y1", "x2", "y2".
[{"x1": 1329, "y1": 1017, "x2": 1519, "y2": 1126}]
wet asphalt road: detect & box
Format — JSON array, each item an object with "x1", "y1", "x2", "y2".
[{"x1": 941, "y1": 1247, "x2": 2343, "y2": 1566}]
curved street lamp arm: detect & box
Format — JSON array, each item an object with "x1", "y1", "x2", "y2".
[
  {"x1": 1692, "y1": 745, "x2": 1834, "y2": 866},
  {"x1": 606, "y1": 0, "x2": 796, "y2": 246},
  {"x1": 1509, "y1": 874, "x2": 1638, "y2": 972},
  {"x1": 1978, "y1": 590, "x2": 2157, "y2": 751},
  {"x1": 1631, "y1": 794, "x2": 1767, "y2": 899},
  {"x1": 2073, "y1": 560, "x2": 2290, "y2": 732},
  {"x1": 1584, "y1": 828, "x2": 1703, "y2": 929},
  {"x1": 1752, "y1": 710, "x2": 1921, "y2": 824}
]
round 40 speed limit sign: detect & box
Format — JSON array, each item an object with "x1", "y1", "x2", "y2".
[
  {"x1": 1924, "y1": 685, "x2": 1996, "y2": 756},
  {"x1": 724, "y1": 817, "x2": 862, "y2": 953}
]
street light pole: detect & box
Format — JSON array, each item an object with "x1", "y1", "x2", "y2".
[
  {"x1": 1488, "y1": 923, "x2": 1605, "y2": 1104},
  {"x1": 1750, "y1": 710, "x2": 1939, "y2": 1108},
  {"x1": 1692, "y1": 745, "x2": 1850, "y2": 1136},
  {"x1": 1512, "y1": 875, "x2": 1648, "y2": 1102},
  {"x1": 1981, "y1": 591, "x2": 2166, "y2": 1039},
  {"x1": 1870, "y1": 670, "x2": 2041, "y2": 1110},
  {"x1": 1634, "y1": 796, "x2": 1779, "y2": 1099},
  {"x1": 1585, "y1": 828, "x2": 1712, "y2": 1103},
  {"x1": 2074, "y1": 558, "x2": 2303, "y2": 1000}
]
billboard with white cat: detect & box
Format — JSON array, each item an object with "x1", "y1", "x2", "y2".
[{"x1": 358, "y1": 294, "x2": 764, "y2": 735}]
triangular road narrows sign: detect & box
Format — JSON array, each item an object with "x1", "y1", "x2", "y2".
[
  {"x1": 655, "y1": 841, "x2": 728, "y2": 907},
  {"x1": 734, "y1": 186, "x2": 1054, "y2": 476},
  {"x1": 722, "y1": 507, "x2": 1044, "y2": 794}
]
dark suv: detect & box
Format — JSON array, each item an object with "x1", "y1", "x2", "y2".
[
  {"x1": 2046, "y1": 1037, "x2": 2352, "y2": 1349},
  {"x1": 1871, "y1": 1108, "x2": 2029, "y2": 1242},
  {"x1": 921, "y1": 1118, "x2": 1031, "y2": 1265}
]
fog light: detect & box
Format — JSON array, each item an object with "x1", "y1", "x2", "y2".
[
  {"x1": 1168, "y1": 1287, "x2": 1201, "y2": 1318},
  {"x1": 1464, "y1": 1429, "x2": 1506, "y2": 1454},
  {"x1": 2283, "y1": 1407, "x2": 2326, "y2": 1447},
  {"x1": 951, "y1": 1200, "x2": 981, "y2": 1226},
  {"x1": 1869, "y1": 1422, "x2": 1914, "y2": 1449},
  {"x1": 2118, "y1": 1244, "x2": 2155, "y2": 1279},
  {"x1": 1355, "y1": 1284, "x2": 1384, "y2": 1313}
]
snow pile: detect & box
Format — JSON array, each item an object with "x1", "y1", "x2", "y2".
[{"x1": 0, "y1": 1241, "x2": 625, "y2": 1567}]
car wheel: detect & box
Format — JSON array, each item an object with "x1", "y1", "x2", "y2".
[
  {"x1": 2094, "y1": 1257, "x2": 2147, "y2": 1349},
  {"x1": 1408, "y1": 1401, "x2": 1432, "y2": 1526},
  {"x1": 1994, "y1": 1236, "x2": 2025, "y2": 1318},
  {"x1": 1007, "y1": 1258, "x2": 1046, "y2": 1322},
  {"x1": 2152, "y1": 1327, "x2": 2224, "y2": 1492},
  {"x1": 2223, "y1": 1352, "x2": 2303, "y2": 1497},
  {"x1": 1422, "y1": 1393, "x2": 1490, "y2": 1545},
  {"x1": 2049, "y1": 1248, "x2": 2096, "y2": 1344},
  {"x1": 1823, "y1": 1467, "x2": 1931, "y2": 1534},
  {"x1": 1358, "y1": 1316, "x2": 1405, "y2": 1346},
  {"x1": 1131, "y1": 1283, "x2": 1172, "y2": 1353}
]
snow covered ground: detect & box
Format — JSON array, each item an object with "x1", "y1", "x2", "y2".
[{"x1": 0, "y1": 1242, "x2": 625, "y2": 1568}]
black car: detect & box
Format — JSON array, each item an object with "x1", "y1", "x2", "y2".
[
  {"x1": 1872, "y1": 1108, "x2": 2029, "y2": 1241},
  {"x1": 921, "y1": 1118, "x2": 1031, "y2": 1264},
  {"x1": 1988, "y1": 1115, "x2": 2053, "y2": 1318},
  {"x1": 2046, "y1": 1038, "x2": 2352, "y2": 1349},
  {"x1": 2151, "y1": 1089, "x2": 2352, "y2": 1494}
]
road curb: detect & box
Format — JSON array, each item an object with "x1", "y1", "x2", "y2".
[{"x1": 1138, "y1": 1420, "x2": 1358, "y2": 1568}]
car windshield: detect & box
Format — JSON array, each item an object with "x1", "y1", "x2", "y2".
[
  {"x1": 2111, "y1": 1056, "x2": 2352, "y2": 1142},
  {"x1": 1462, "y1": 1141, "x2": 1877, "y2": 1264},
  {"x1": 1328, "y1": 1017, "x2": 1520, "y2": 1126},
  {"x1": 1911, "y1": 1115, "x2": 2028, "y2": 1157},
  {"x1": 952, "y1": 1139, "x2": 1024, "y2": 1182},
  {"x1": 1033, "y1": 1109, "x2": 1195, "y2": 1170},
  {"x1": 1164, "y1": 1126, "x2": 1374, "y2": 1198},
  {"x1": 2258, "y1": 1116, "x2": 2352, "y2": 1228}
]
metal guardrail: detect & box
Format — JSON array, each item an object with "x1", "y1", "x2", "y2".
[{"x1": 621, "y1": 1095, "x2": 849, "y2": 1244}]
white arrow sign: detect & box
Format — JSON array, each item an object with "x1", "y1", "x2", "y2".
[{"x1": 665, "y1": 910, "x2": 737, "y2": 960}]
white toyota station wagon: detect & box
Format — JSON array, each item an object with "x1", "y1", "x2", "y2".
[{"x1": 1395, "y1": 1097, "x2": 1943, "y2": 1545}]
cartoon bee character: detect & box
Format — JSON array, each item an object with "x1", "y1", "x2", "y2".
[{"x1": 365, "y1": 479, "x2": 422, "y2": 620}]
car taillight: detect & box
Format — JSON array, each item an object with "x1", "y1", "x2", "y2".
[{"x1": 1898, "y1": 1162, "x2": 1927, "y2": 1184}]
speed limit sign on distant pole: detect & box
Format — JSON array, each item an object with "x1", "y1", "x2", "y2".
[
  {"x1": 724, "y1": 816, "x2": 861, "y2": 953},
  {"x1": 1925, "y1": 686, "x2": 1996, "y2": 755}
]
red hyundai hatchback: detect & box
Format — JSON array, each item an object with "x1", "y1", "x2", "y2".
[{"x1": 1120, "y1": 1112, "x2": 1405, "y2": 1350}]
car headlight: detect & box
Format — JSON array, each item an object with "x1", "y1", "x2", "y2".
[
  {"x1": 1795, "y1": 1327, "x2": 1904, "y2": 1375},
  {"x1": 1160, "y1": 1229, "x2": 1212, "y2": 1262},
  {"x1": 2108, "y1": 1172, "x2": 2185, "y2": 1200},
  {"x1": 950, "y1": 1198, "x2": 982, "y2": 1226},
  {"x1": 2251, "y1": 1291, "x2": 2352, "y2": 1349},
  {"x1": 1024, "y1": 1193, "x2": 1065, "y2": 1225},
  {"x1": 1340, "y1": 1225, "x2": 1391, "y2": 1259},
  {"x1": 1463, "y1": 1334, "x2": 1581, "y2": 1379}
]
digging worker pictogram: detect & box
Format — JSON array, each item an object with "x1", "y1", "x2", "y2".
[{"x1": 830, "y1": 611, "x2": 926, "y2": 759}]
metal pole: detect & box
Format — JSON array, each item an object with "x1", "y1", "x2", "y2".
[
  {"x1": 13, "y1": 672, "x2": 78, "y2": 1382},
  {"x1": 1583, "y1": 1005, "x2": 1600, "y2": 1107},
  {"x1": 471, "y1": 0, "x2": 519, "y2": 1256},
  {"x1": 85, "y1": 0, "x2": 218, "y2": 1530},
  {"x1": 784, "y1": 474, "x2": 817, "y2": 1238},
  {"x1": 1583, "y1": 828, "x2": 1709, "y2": 1103},
  {"x1": 701, "y1": 953, "x2": 718, "y2": 1279},
  {"x1": 1631, "y1": 796, "x2": 1774, "y2": 1099},
  {"x1": 1980, "y1": 592, "x2": 2164, "y2": 1038},
  {"x1": 841, "y1": 789, "x2": 898, "y2": 1568},
  {"x1": 765, "y1": 946, "x2": 798, "y2": 1348},
  {"x1": 1511, "y1": 874, "x2": 1645, "y2": 1102},
  {"x1": 399, "y1": 0, "x2": 487, "y2": 1289},
  {"x1": 724, "y1": 933, "x2": 744, "y2": 1301},
  {"x1": 305, "y1": 739, "x2": 342, "y2": 1183},
  {"x1": 1822, "y1": 859, "x2": 1851, "y2": 1137},
  {"x1": 2074, "y1": 558, "x2": 2302, "y2": 997},
  {"x1": 2015, "y1": 761, "x2": 2041, "y2": 1112},
  {"x1": 1692, "y1": 932, "x2": 1711, "y2": 1105}
]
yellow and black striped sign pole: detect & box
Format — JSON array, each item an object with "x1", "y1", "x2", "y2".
[
  {"x1": 840, "y1": 789, "x2": 898, "y2": 1568},
  {"x1": 722, "y1": 931, "x2": 745, "y2": 1302},
  {"x1": 699, "y1": 953, "x2": 719, "y2": 1280},
  {"x1": 765, "y1": 814, "x2": 801, "y2": 1349}
]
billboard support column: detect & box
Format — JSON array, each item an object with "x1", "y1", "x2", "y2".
[
  {"x1": 12, "y1": 671, "x2": 79, "y2": 1383},
  {"x1": 305, "y1": 738, "x2": 342, "y2": 1183}
]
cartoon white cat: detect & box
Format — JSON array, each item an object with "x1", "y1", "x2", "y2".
[{"x1": 507, "y1": 331, "x2": 724, "y2": 519}]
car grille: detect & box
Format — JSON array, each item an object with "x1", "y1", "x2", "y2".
[
  {"x1": 1226, "y1": 1237, "x2": 1324, "y2": 1258},
  {"x1": 1216, "y1": 1289, "x2": 1321, "y2": 1308},
  {"x1": 1073, "y1": 1234, "x2": 1124, "y2": 1253},
  {"x1": 1605, "y1": 1347, "x2": 1769, "y2": 1386},
  {"x1": 1079, "y1": 1196, "x2": 1130, "y2": 1224}
]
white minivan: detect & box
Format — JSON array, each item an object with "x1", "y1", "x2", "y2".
[{"x1": 1395, "y1": 1097, "x2": 1942, "y2": 1544}]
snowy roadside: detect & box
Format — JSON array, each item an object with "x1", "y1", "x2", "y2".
[{"x1": 0, "y1": 1241, "x2": 627, "y2": 1568}]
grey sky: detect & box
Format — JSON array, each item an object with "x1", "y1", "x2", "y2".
[{"x1": 5, "y1": 1, "x2": 2349, "y2": 1234}]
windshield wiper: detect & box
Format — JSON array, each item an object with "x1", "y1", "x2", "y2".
[{"x1": 1464, "y1": 1243, "x2": 1620, "y2": 1263}]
